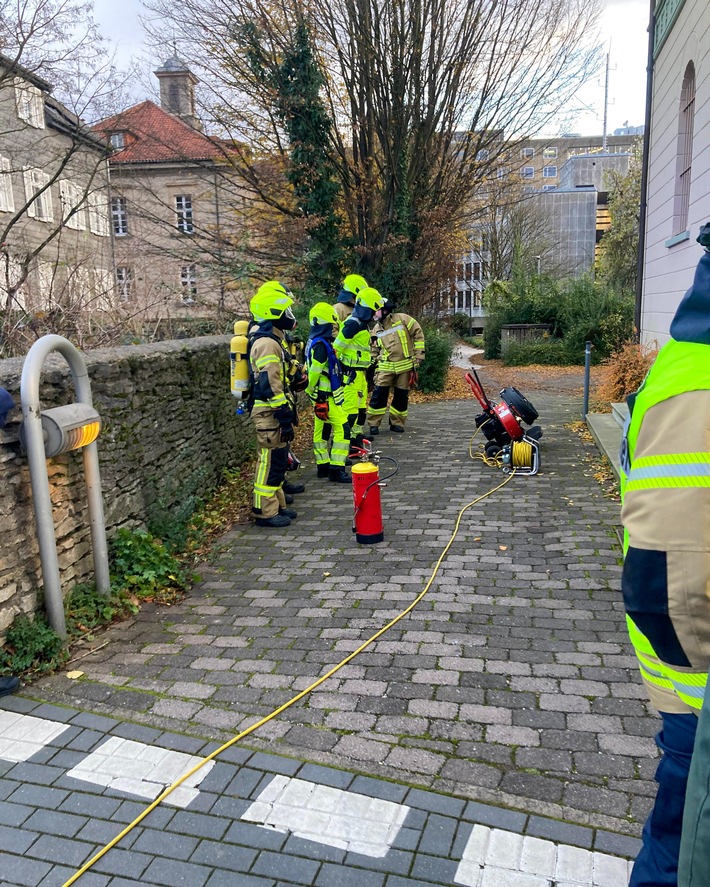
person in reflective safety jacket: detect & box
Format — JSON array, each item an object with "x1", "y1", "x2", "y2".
[
  {"x1": 248, "y1": 282, "x2": 300, "y2": 528},
  {"x1": 620, "y1": 226, "x2": 710, "y2": 886},
  {"x1": 366, "y1": 296, "x2": 425, "y2": 433},
  {"x1": 305, "y1": 303, "x2": 351, "y2": 483}
]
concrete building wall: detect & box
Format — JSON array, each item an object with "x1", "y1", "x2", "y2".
[
  {"x1": 641, "y1": 0, "x2": 710, "y2": 345},
  {"x1": 558, "y1": 154, "x2": 631, "y2": 192},
  {"x1": 535, "y1": 190, "x2": 597, "y2": 277}
]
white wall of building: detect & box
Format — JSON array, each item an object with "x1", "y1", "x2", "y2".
[{"x1": 642, "y1": 0, "x2": 710, "y2": 345}]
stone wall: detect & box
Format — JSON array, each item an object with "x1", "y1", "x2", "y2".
[{"x1": 0, "y1": 335, "x2": 254, "y2": 633}]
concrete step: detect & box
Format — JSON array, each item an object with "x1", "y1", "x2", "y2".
[
  {"x1": 586, "y1": 412, "x2": 622, "y2": 480},
  {"x1": 611, "y1": 402, "x2": 629, "y2": 429}
]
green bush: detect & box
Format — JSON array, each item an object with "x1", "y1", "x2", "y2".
[
  {"x1": 110, "y1": 528, "x2": 189, "y2": 600},
  {"x1": 483, "y1": 272, "x2": 634, "y2": 365},
  {"x1": 418, "y1": 324, "x2": 455, "y2": 393},
  {"x1": 449, "y1": 313, "x2": 472, "y2": 337},
  {"x1": 65, "y1": 584, "x2": 139, "y2": 638},
  {"x1": 0, "y1": 614, "x2": 65, "y2": 674},
  {"x1": 502, "y1": 339, "x2": 572, "y2": 366}
]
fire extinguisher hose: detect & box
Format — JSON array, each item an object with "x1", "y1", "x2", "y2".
[{"x1": 61, "y1": 470, "x2": 516, "y2": 887}]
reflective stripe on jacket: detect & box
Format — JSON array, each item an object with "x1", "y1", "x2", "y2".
[{"x1": 371, "y1": 312, "x2": 425, "y2": 373}]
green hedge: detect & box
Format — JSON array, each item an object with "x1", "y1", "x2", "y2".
[
  {"x1": 418, "y1": 324, "x2": 455, "y2": 393},
  {"x1": 483, "y1": 273, "x2": 634, "y2": 365}
]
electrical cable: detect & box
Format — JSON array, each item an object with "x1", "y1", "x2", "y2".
[{"x1": 61, "y1": 470, "x2": 516, "y2": 887}]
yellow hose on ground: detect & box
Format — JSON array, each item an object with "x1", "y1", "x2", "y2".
[{"x1": 62, "y1": 472, "x2": 516, "y2": 887}]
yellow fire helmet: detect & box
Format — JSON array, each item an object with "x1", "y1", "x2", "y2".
[
  {"x1": 355, "y1": 286, "x2": 385, "y2": 313},
  {"x1": 309, "y1": 302, "x2": 340, "y2": 326},
  {"x1": 342, "y1": 274, "x2": 368, "y2": 295},
  {"x1": 250, "y1": 281, "x2": 294, "y2": 322}
]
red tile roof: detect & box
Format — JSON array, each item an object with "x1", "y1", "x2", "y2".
[{"x1": 94, "y1": 100, "x2": 223, "y2": 164}]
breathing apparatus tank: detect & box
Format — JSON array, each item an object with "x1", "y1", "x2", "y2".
[{"x1": 230, "y1": 320, "x2": 250, "y2": 402}]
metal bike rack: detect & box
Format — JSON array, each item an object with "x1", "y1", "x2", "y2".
[{"x1": 20, "y1": 335, "x2": 110, "y2": 638}]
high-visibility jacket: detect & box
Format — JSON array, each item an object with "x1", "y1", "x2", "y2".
[
  {"x1": 249, "y1": 326, "x2": 289, "y2": 412},
  {"x1": 371, "y1": 312, "x2": 425, "y2": 373},
  {"x1": 334, "y1": 315, "x2": 372, "y2": 370},
  {"x1": 620, "y1": 338, "x2": 710, "y2": 713}
]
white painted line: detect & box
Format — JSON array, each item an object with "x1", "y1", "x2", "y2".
[
  {"x1": 242, "y1": 775, "x2": 409, "y2": 858},
  {"x1": 65, "y1": 736, "x2": 213, "y2": 807},
  {"x1": 455, "y1": 827, "x2": 631, "y2": 887},
  {"x1": 0, "y1": 711, "x2": 70, "y2": 762}
]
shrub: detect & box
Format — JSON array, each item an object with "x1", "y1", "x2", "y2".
[
  {"x1": 0, "y1": 614, "x2": 65, "y2": 674},
  {"x1": 449, "y1": 313, "x2": 472, "y2": 337},
  {"x1": 417, "y1": 324, "x2": 455, "y2": 393},
  {"x1": 65, "y1": 584, "x2": 139, "y2": 639},
  {"x1": 502, "y1": 339, "x2": 571, "y2": 366},
  {"x1": 595, "y1": 340, "x2": 658, "y2": 404},
  {"x1": 110, "y1": 528, "x2": 189, "y2": 601}
]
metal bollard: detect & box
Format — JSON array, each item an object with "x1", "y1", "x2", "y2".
[{"x1": 583, "y1": 341, "x2": 592, "y2": 420}]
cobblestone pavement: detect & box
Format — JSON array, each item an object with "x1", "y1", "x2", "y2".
[{"x1": 16, "y1": 392, "x2": 659, "y2": 883}]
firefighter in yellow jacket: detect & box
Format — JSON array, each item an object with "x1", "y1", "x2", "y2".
[
  {"x1": 620, "y1": 228, "x2": 710, "y2": 886},
  {"x1": 248, "y1": 282, "x2": 299, "y2": 528},
  {"x1": 334, "y1": 285, "x2": 384, "y2": 452},
  {"x1": 305, "y1": 303, "x2": 351, "y2": 483},
  {"x1": 366, "y1": 296, "x2": 425, "y2": 433}
]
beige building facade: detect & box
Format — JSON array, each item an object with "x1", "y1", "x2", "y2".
[
  {"x1": 0, "y1": 54, "x2": 112, "y2": 316},
  {"x1": 96, "y1": 58, "x2": 247, "y2": 319},
  {"x1": 640, "y1": 0, "x2": 710, "y2": 345}
]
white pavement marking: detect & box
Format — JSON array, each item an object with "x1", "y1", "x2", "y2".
[
  {"x1": 65, "y1": 736, "x2": 214, "y2": 807},
  {"x1": 455, "y1": 825, "x2": 633, "y2": 887},
  {"x1": 0, "y1": 711, "x2": 70, "y2": 762},
  {"x1": 242, "y1": 775, "x2": 410, "y2": 857}
]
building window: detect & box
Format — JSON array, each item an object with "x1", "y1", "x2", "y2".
[
  {"x1": 23, "y1": 168, "x2": 53, "y2": 221},
  {"x1": 59, "y1": 180, "x2": 86, "y2": 230},
  {"x1": 464, "y1": 261, "x2": 473, "y2": 279},
  {"x1": 476, "y1": 149, "x2": 490, "y2": 162},
  {"x1": 176, "y1": 195, "x2": 194, "y2": 234},
  {"x1": 673, "y1": 61, "x2": 695, "y2": 236},
  {"x1": 473, "y1": 262, "x2": 481, "y2": 281},
  {"x1": 111, "y1": 196, "x2": 128, "y2": 236},
  {"x1": 543, "y1": 166, "x2": 558, "y2": 178},
  {"x1": 14, "y1": 81, "x2": 44, "y2": 129},
  {"x1": 520, "y1": 167, "x2": 535, "y2": 179},
  {"x1": 521, "y1": 147, "x2": 535, "y2": 159},
  {"x1": 496, "y1": 166, "x2": 509, "y2": 179},
  {"x1": 0, "y1": 156, "x2": 14, "y2": 213},
  {"x1": 542, "y1": 147, "x2": 558, "y2": 159},
  {"x1": 472, "y1": 291, "x2": 482, "y2": 309},
  {"x1": 110, "y1": 132, "x2": 125, "y2": 150},
  {"x1": 116, "y1": 267, "x2": 133, "y2": 302},
  {"x1": 542, "y1": 185, "x2": 556, "y2": 192},
  {"x1": 180, "y1": 264, "x2": 197, "y2": 300},
  {"x1": 88, "y1": 191, "x2": 110, "y2": 236}
]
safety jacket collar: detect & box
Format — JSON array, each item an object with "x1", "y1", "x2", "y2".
[{"x1": 249, "y1": 322, "x2": 286, "y2": 344}]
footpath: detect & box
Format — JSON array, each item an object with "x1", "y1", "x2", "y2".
[{"x1": 0, "y1": 382, "x2": 655, "y2": 887}]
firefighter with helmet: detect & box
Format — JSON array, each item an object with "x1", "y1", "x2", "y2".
[
  {"x1": 333, "y1": 273, "x2": 368, "y2": 323},
  {"x1": 305, "y1": 302, "x2": 351, "y2": 482},
  {"x1": 618, "y1": 224, "x2": 710, "y2": 886},
  {"x1": 366, "y1": 296, "x2": 425, "y2": 433},
  {"x1": 333, "y1": 284, "x2": 384, "y2": 452},
  {"x1": 248, "y1": 282, "x2": 300, "y2": 528}
]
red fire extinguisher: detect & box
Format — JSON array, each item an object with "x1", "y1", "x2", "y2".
[{"x1": 352, "y1": 460, "x2": 385, "y2": 544}]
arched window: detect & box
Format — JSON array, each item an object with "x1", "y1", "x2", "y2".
[
  {"x1": 673, "y1": 62, "x2": 695, "y2": 236},
  {"x1": 169, "y1": 82, "x2": 180, "y2": 113}
]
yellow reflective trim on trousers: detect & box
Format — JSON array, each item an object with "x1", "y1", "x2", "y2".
[
  {"x1": 368, "y1": 406, "x2": 387, "y2": 416},
  {"x1": 389, "y1": 406, "x2": 407, "y2": 418}
]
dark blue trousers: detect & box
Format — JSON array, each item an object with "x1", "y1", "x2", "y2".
[{"x1": 630, "y1": 712, "x2": 698, "y2": 887}]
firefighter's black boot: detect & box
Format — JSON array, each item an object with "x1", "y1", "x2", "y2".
[
  {"x1": 255, "y1": 514, "x2": 291, "y2": 528},
  {"x1": 389, "y1": 424, "x2": 405, "y2": 433},
  {"x1": 328, "y1": 466, "x2": 351, "y2": 483},
  {"x1": 369, "y1": 426, "x2": 379, "y2": 436},
  {"x1": 279, "y1": 507, "x2": 298, "y2": 520},
  {"x1": 283, "y1": 481, "x2": 305, "y2": 495},
  {"x1": 284, "y1": 493, "x2": 294, "y2": 505},
  {"x1": 317, "y1": 464, "x2": 330, "y2": 478}
]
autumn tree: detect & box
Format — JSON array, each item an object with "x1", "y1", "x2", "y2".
[
  {"x1": 144, "y1": 0, "x2": 603, "y2": 308},
  {"x1": 596, "y1": 140, "x2": 643, "y2": 293}
]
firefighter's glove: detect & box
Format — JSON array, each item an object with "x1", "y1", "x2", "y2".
[
  {"x1": 409, "y1": 369, "x2": 418, "y2": 389},
  {"x1": 273, "y1": 405, "x2": 295, "y2": 441},
  {"x1": 291, "y1": 368, "x2": 308, "y2": 392},
  {"x1": 314, "y1": 402, "x2": 329, "y2": 421}
]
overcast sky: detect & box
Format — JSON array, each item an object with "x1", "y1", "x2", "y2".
[{"x1": 91, "y1": 0, "x2": 650, "y2": 137}]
